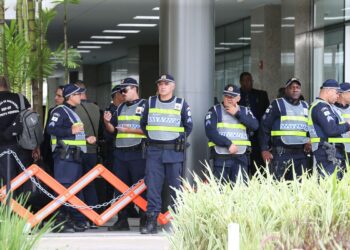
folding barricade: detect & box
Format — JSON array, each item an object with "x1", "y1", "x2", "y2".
[{"x1": 0, "y1": 163, "x2": 171, "y2": 229}]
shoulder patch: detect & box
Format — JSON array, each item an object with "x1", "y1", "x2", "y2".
[
  {"x1": 135, "y1": 107, "x2": 144, "y2": 114},
  {"x1": 174, "y1": 103, "x2": 182, "y2": 111}
]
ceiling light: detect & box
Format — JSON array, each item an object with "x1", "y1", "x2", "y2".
[
  {"x1": 118, "y1": 23, "x2": 157, "y2": 27},
  {"x1": 80, "y1": 41, "x2": 113, "y2": 44},
  {"x1": 103, "y1": 30, "x2": 140, "y2": 33},
  {"x1": 152, "y1": 7, "x2": 159, "y2": 11},
  {"x1": 283, "y1": 16, "x2": 295, "y2": 20},
  {"x1": 77, "y1": 50, "x2": 91, "y2": 53},
  {"x1": 324, "y1": 16, "x2": 348, "y2": 20},
  {"x1": 134, "y1": 16, "x2": 159, "y2": 20},
  {"x1": 251, "y1": 30, "x2": 263, "y2": 34},
  {"x1": 219, "y1": 42, "x2": 249, "y2": 46},
  {"x1": 281, "y1": 24, "x2": 295, "y2": 28},
  {"x1": 251, "y1": 24, "x2": 264, "y2": 28},
  {"x1": 215, "y1": 47, "x2": 230, "y2": 50},
  {"x1": 77, "y1": 46, "x2": 101, "y2": 49},
  {"x1": 91, "y1": 36, "x2": 126, "y2": 39},
  {"x1": 238, "y1": 37, "x2": 251, "y2": 41}
]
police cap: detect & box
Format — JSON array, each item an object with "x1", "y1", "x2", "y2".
[
  {"x1": 285, "y1": 77, "x2": 301, "y2": 87},
  {"x1": 339, "y1": 82, "x2": 350, "y2": 93},
  {"x1": 63, "y1": 83, "x2": 85, "y2": 98},
  {"x1": 120, "y1": 77, "x2": 139, "y2": 88},
  {"x1": 320, "y1": 79, "x2": 340, "y2": 90},
  {"x1": 156, "y1": 74, "x2": 175, "y2": 83},
  {"x1": 223, "y1": 84, "x2": 240, "y2": 97}
]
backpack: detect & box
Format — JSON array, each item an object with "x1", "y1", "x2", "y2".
[{"x1": 17, "y1": 94, "x2": 44, "y2": 150}]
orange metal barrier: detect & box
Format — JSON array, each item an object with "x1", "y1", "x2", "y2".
[{"x1": 0, "y1": 164, "x2": 171, "y2": 228}]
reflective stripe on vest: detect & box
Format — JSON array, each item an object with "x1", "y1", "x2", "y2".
[
  {"x1": 309, "y1": 100, "x2": 345, "y2": 151},
  {"x1": 51, "y1": 105, "x2": 87, "y2": 153},
  {"x1": 271, "y1": 98, "x2": 309, "y2": 145},
  {"x1": 115, "y1": 100, "x2": 146, "y2": 148},
  {"x1": 332, "y1": 104, "x2": 350, "y2": 152},
  {"x1": 208, "y1": 104, "x2": 250, "y2": 155},
  {"x1": 146, "y1": 96, "x2": 184, "y2": 141}
]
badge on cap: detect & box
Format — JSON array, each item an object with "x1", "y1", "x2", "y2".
[
  {"x1": 161, "y1": 75, "x2": 167, "y2": 80},
  {"x1": 121, "y1": 79, "x2": 124, "y2": 84},
  {"x1": 228, "y1": 86, "x2": 234, "y2": 92}
]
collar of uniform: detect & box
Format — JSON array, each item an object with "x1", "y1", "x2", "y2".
[
  {"x1": 283, "y1": 96, "x2": 300, "y2": 105},
  {"x1": 334, "y1": 102, "x2": 349, "y2": 109},
  {"x1": 126, "y1": 98, "x2": 140, "y2": 106},
  {"x1": 64, "y1": 102, "x2": 76, "y2": 110},
  {"x1": 157, "y1": 95, "x2": 175, "y2": 103}
]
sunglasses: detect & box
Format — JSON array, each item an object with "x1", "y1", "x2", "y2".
[{"x1": 120, "y1": 87, "x2": 130, "y2": 94}]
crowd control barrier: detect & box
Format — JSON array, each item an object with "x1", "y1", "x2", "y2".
[{"x1": 0, "y1": 150, "x2": 171, "y2": 230}]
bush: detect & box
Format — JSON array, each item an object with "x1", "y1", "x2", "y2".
[
  {"x1": 168, "y1": 163, "x2": 350, "y2": 250},
  {"x1": 0, "y1": 195, "x2": 53, "y2": 250}
]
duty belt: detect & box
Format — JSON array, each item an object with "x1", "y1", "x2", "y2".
[
  {"x1": 147, "y1": 143, "x2": 176, "y2": 150},
  {"x1": 116, "y1": 144, "x2": 142, "y2": 152}
]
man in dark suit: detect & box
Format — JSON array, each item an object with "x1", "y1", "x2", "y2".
[{"x1": 238, "y1": 72, "x2": 269, "y2": 175}]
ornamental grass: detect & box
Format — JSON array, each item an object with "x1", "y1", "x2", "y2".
[
  {"x1": 168, "y1": 163, "x2": 350, "y2": 250},
  {"x1": 0, "y1": 195, "x2": 54, "y2": 250}
]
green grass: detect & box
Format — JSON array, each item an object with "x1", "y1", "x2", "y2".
[{"x1": 168, "y1": 163, "x2": 350, "y2": 250}]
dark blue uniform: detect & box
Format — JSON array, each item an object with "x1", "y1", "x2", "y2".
[
  {"x1": 47, "y1": 103, "x2": 86, "y2": 225},
  {"x1": 260, "y1": 97, "x2": 309, "y2": 180},
  {"x1": 140, "y1": 96, "x2": 192, "y2": 216},
  {"x1": 205, "y1": 104, "x2": 258, "y2": 182},
  {"x1": 110, "y1": 99, "x2": 146, "y2": 203},
  {"x1": 309, "y1": 98, "x2": 350, "y2": 178}
]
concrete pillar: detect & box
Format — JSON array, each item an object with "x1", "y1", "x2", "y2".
[
  {"x1": 159, "y1": 0, "x2": 215, "y2": 179},
  {"x1": 294, "y1": 0, "x2": 312, "y2": 101},
  {"x1": 251, "y1": 5, "x2": 281, "y2": 99}
]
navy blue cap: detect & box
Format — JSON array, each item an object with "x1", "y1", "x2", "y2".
[
  {"x1": 340, "y1": 82, "x2": 350, "y2": 93},
  {"x1": 156, "y1": 74, "x2": 175, "y2": 83},
  {"x1": 111, "y1": 85, "x2": 122, "y2": 97},
  {"x1": 223, "y1": 84, "x2": 240, "y2": 97},
  {"x1": 285, "y1": 77, "x2": 301, "y2": 87},
  {"x1": 320, "y1": 79, "x2": 340, "y2": 90},
  {"x1": 120, "y1": 77, "x2": 138, "y2": 88},
  {"x1": 63, "y1": 83, "x2": 85, "y2": 98}
]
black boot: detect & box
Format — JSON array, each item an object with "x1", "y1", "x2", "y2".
[
  {"x1": 139, "y1": 211, "x2": 147, "y2": 232},
  {"x1": 140, "y1": 212, "x2": 158, "y2": 234},
  {"x1": 108, "y1": 211, "x2": 130, "y2": 231}
]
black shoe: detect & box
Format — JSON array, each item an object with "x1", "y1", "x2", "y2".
[
  {"x1": 74, "y1": 221, "x2": 87, "y2": 232},
  {"x1": 140, "y1": 213, "x2": 158, "y2": 234},
  {"x1": 108, "y1": 219, "x2": 130, "y2": 231},
  {"x1": 139, "y1": 211, "x2": 147, "y2": 232}
]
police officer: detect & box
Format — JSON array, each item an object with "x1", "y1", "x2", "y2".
[
  {"x1": 309, "y1": 79, "x2": 350, "y2": 178},
  {"x1": 205, "y1": 84, "x2": 258, "y2": 183},
  {"x1": 332, "y1": 82, "x2": 350, "y2": 162},
  {"x1": 103, "y1": 78, "x2": 147, "y2": 231},
  {"x1": 140, "y1": 74, "x2": 193, "y2": 234},
  {"x1": 47, "y1": 83, "x2": 96, "y2": 233},
  {"x1": 260, "y1": 78, "x2": 311, "y2": 180}
]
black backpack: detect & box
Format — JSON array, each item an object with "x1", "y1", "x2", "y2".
[{"x1": 17, "y1": 94, "x2": 44, "y2": 150}]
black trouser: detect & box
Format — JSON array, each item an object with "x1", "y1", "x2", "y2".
[{"x1": 0, "y1": 144, "x2": 33, "y2": 196}]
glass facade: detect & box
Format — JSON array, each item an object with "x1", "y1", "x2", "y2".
[{"x1": 215, "y1": 18, "x2": 251, "y2": 100}]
